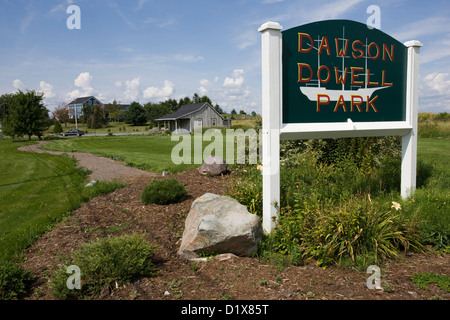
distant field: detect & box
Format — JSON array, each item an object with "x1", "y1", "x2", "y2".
[{"x1": 46, "y1": 121, "x2": 150, "y2": 135}]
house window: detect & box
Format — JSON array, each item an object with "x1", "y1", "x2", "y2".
[{"x1": 211, "y1": 118, "x2": 217, "y2": 126}]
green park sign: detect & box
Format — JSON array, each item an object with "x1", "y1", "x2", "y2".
[
  {"x1": 259, "y1": 20, "x2": 422, "y2": 233},
  {"x1": 282, "y1": 20, "x2": 407, "y2": 124}
]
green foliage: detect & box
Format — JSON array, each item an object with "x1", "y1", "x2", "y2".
[
  {"x1": 412, "y1": 272, "x2": 450, "y2": 292},
  {"x1": 226, "y1": 166, "x2": 262, "y2": 216},
  {"x1": 50, "y1": 234, "x2": 158, "y2": 299},
  {"x1": 53, "y1": 120, "x2": 63, "y2": 134},
  {"x1": 0, "y1": 261, "x2": 33, "y2": 300},
  {"x1": 125, "y1": 102, "x2": 148, "y2": 126},
  {"x1": 227, "y1": 135, "x2": 450, "y2": 269},
  {"x1": 141, "y1": 178, "x2": 187, "y2": 205},
  {"x1": 275, "y1": 195, "x2": 422, "y2": 268},
  {"x1": 2, "y1": 90, "x2": 50, "y2": 139},
  {"x1": 144, "y1": 102, "x2": 171, "y2": 127},
  {"x1": 81, "y1": 103, "x2": 108, "y2": 129}
]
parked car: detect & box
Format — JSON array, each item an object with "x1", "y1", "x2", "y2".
[{"x1": 61, "y1": 129, "x2": 85, "y2": 137}]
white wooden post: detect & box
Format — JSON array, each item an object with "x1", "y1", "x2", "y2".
[
  {"x1": 259, "y1": 22, "x2": 282, "y2": 234},
  {"x1": 401, "y1": 40, "x2": 422, "y2": 199}
]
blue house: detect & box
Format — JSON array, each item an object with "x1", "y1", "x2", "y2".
[{"x1": 66, "y1": 96, "x2": 103, "y2": 119}]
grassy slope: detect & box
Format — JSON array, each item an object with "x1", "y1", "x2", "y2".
[
  {"x1": 0, "y1": 140, "x2": 87, "y2": 261},
  {"x1": 0, "y1": 139, "x2": 125, "y2": 262}
]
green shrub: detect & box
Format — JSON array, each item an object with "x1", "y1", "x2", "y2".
[
  {"x1": 0, "y1": 261, "x2": 33, "y2": 300},
  {"x1": 50, "y1": 234, "x2": 158, "y2": 299},
  {"x1": 141, "y1": 178, "x2": 187, "y2": 205},
  {"x1": 270, "y1": 195, "x2": 423, "y2": 268}
]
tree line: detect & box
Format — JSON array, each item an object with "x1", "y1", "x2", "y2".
[{"x1": 0, "y1": 90, "x2": 257, "y2": 138}]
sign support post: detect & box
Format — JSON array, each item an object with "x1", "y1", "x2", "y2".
[
  {"x1": 401, "y1": 40, "x2": 422, "y2": 200},
  {"x1": 259, "y1": 22, "x2": 282, "y2": 234}
]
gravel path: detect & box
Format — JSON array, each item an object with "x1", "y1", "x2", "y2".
[{"x1": 18, "y1": 141, "x2": 157, "y2": 183}]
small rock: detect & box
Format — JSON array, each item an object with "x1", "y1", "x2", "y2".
[
  {"x1": 198, "y1": 155, "x2": 228, "y2": 176},
  {"x1": 85, "y1": 180, "x2": 98, "y2": 187},
  {"x1": 164, "y1": 291, "x2": 171, "y2": 296}
]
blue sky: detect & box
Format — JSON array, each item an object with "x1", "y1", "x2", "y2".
[{"x1": 1, "y1": 0, "x2": 449, "y2": 114}]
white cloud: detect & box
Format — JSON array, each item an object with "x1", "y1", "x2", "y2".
[
  {"x1": 74, "y1": 72, "x2": 93, "y2": 92},
  {"x1": 419, "y1": 72, "x2": 450, "y2": 112},
  {"x1": 223, "y1": 69, "x2": 245, "y2": 87},
  {"x1": 421, "y1": 72, "x2": 450, "y2": 96},
  {"x1": 40, "y1": 81, "x2": 56, "y2": 99},
  {"x1": 66, "y1": 72, "x2": 96, "y2": 101},
  {"x1": 124, "y1": 77, "x2": 141, "y2": 101},
  {"x1": 12, "y1": 79, "x2": 25, "y2": 91},
  {"x1": 143, "y1": 80, "x2": 175, "y2": 101},
  {"x1": 195, "y1": 69, "x2": 258, "y2": 113}
]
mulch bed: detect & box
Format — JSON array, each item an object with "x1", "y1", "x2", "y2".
[{"x1": 20, "y1": 169, "x2": 449, "y2": 301}]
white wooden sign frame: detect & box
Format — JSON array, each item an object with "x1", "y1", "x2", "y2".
[{"x1": 259, "y1": 21, "x2": 422, "y2": 233}]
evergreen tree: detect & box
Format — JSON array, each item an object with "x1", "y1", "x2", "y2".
[
  {"x1": 125, "y1": 102, "x2": 147, "y2": 126},
  {"x1": 53, "y1": 120, "x2": 63, "y2": 134}
]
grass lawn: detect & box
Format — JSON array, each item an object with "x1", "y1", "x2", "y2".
[
  {"x1": 418, "y1": 138, "x2": 450, "y2": 188},
  {"x1": 41, "y1": 135, "x2": 208, "y2": 173},
  {"x1": 0, "y1": 139, "x2": 124, "y2": 262}
]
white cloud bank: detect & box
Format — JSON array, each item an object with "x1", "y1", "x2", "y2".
[{"x1": 143, "y1": 80, "x2": 175, "y2": 101}]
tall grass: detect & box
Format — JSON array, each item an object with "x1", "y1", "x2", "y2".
[
  {"x1": 418, "y1": 112, "x2": 450, "y2": 138},
  {"x1": 227, "y1": 135, "x2": 449, "y2": 268}
]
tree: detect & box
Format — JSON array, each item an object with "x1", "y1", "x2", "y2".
[
  {"x1": 105, "y1": 100, "x2": 123, "y2": 122},
  {"x1": 125, "y1": 102, "x2": 147, "y2": 126},
  {"x1": 160, "y1": 98, "x2": 179, "y2": 113},
  {"x1": 213, "y1": 104, "x2": 224, "y2": 114},
  {"x1": 52, "y1": 104, "x2": 70, "y2": 127},
  {"x1": 239, "y1": 110, "x2": 247, "y2": 115},
  {"x1": 53, "y1": 120, "x2": 63, "y2": 134},
  {"x1": 251, "y1": 111, "x2": 258, "y2": 117},
  {"x1": 144, "y1": 102, "x2": 171, "y2": 127},
  {"x1": 81, "y1": 103, "x2": 108, "y2": 129},
  {"x1": 0, "y1": 93, "x2": 14, "y2": 122},
  {"x1": 2, "y1": 90, "x2": 50, "y2": 140},
  {"x1": 178, "y1": 96, "x2": 192, "y2": 110},
  {"x1": 231, "y1": 109, "x2": 237, "y2": 115}
]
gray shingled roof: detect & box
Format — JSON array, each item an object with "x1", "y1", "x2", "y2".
[
  {"x1": 156, "y1": 103, "x2": 208, "y2": 121},
  {"x1": 67, "y1": 96, "x2": 97, "y2": 105}
]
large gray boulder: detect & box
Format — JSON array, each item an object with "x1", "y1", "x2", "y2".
[
  {"x1": 198, "y1": 155, "x2": 228, "y2": 176},
  {"x1": 178, "y1": 193, "x2": 263, "y2": 259}
]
